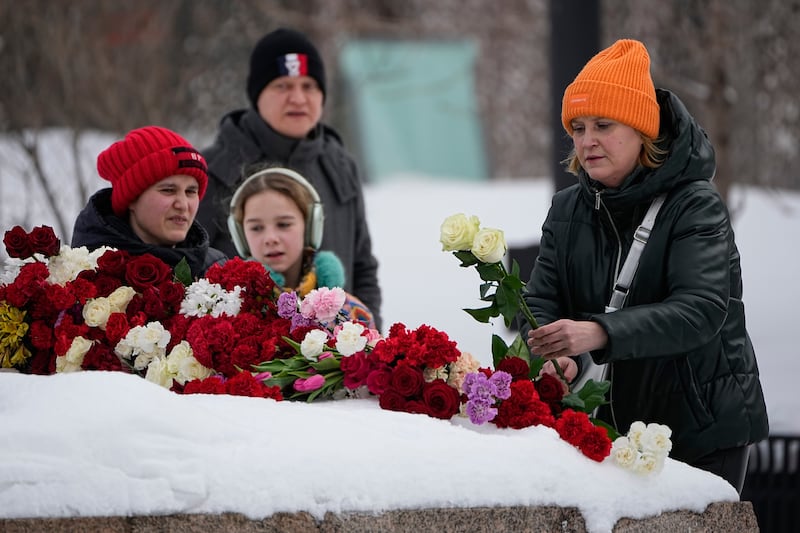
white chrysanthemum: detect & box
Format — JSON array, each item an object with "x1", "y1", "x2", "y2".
[
  {"x1": 115, "y1": 322, "x2": 171, "y2": 370},
  {"x1": 301, "y1": 329, "x2": 329, "y2": 360},
  {"x1": 107, "y1": 286, "x2": 136, "y2": 313},
  {"x1": 334, "y1": 321, "x2": 367, "y2": 356},
  {"x1": 82, "y1": 297, "x2": 112, "y2": 328},
  {"x1": 56, "y1": 336, "x2": 93, "y2": 373},
  {"x1": 180, "y1": 279, "x2": 242, "y2": 317},
  {"x1": 611, "y1": 436, "x2": 638, "y2": 469},
  {"x1": 46, "y1": 245, "x2": 97, "y2": 285}
]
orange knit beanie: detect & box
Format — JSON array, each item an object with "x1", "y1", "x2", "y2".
[{"x1": 561, "y1": 39, "x2": 660, "y2": 139}]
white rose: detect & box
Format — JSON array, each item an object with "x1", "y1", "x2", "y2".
[
  {"x1": 107, "y1": 286, "x2": 136, "y2": 313},
  {"x1": 471, "y1": 227, "x2": 506, "y2": 264},
  {"x1": 440, "y1": 213, "x2": 481, "y2": 252},
  {"x1": 56, "y1": 336, "x2": 93, "y2": 373},
  {"x1": 82, "y1": 297, "x2": 112, "y2": 328},
  {"x1": 334, "y1": 322, "x2": 367, "y2": 356},
  {"x1": 301, "y1": 329, "x2": 329, "y2": 360}
]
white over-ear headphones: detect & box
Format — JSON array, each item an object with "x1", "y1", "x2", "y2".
[{"x1": 227, "y1": 167, "x2": 324, "y2": 257}]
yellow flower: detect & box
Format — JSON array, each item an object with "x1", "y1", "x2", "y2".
[{"x1": 0, "y1": 301, "x2": 31, "y2": 368}]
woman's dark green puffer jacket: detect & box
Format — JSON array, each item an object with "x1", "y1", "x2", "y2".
[{"x1": 521, "y1": 89, "x2": 768, "y2": 463}]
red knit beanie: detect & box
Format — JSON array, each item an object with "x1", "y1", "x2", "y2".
[
  {"x1": 97, "y1": 126, "x2": 208, "y2": 216},
  {"x1": 561, "y1": 39, "x2": 660, "y2": 139}
]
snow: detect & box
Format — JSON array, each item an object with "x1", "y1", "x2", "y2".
[
  {"x1": 0, "y1": 371, "x2": 737, "y2": 533},
  {"x1": 1, "y1": 142, "x2": 799, "y2": 532}
]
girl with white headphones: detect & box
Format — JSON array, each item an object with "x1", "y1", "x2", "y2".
[{"x1": 228, "y1": 164, "x2": 375, "y2": 328}]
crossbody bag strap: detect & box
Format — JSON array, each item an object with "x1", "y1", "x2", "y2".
[{"x1": 606, "y1": 193, "x2": 668, "y2": 312}]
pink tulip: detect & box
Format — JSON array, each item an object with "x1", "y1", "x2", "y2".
[{"x1": 294, "y1": 374, "x2": 325, "y2": 392}]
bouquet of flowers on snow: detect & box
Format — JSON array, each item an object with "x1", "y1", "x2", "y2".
[
  {"x1": 0, "y1": 224, "x2": 287, "y2": 399},
  {"x1": 0, "y1": 225, "x2": 473, "y2": 413},
  {"x1": 439, "y1": 213, "x2": 616, "y2": 460},
  {"x1": 610, "y1": 421, "x2": 673, "y2": 475}
]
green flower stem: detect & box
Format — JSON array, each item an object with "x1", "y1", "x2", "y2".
[{"x1": 498, "y1": 261, "x2": 569, "y2": 384}]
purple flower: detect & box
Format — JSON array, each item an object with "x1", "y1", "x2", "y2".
[
  {"x1": 466, "y1": 397, "x2": 498, "y2": 425},
  {"x1": 277, "y1": 292, "x2": 298, "y2": 319},
  {"x1": 463, "y1": 372, "x2": 498, "y2": 401},
  {"x1": 489, "y1": 371, "x2": 512, "y2": 400}
]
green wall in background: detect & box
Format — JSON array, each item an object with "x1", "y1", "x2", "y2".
[{"x1": 340, "y1": 40, "x2": 487, "y2": 183}]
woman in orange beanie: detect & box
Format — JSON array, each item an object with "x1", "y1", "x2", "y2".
[
  {"x1": 520, "y1": 39, "x2": 767, "y2": 493},
  {"x1": 72, "y1": 126, "x2": 226, "y2": 277}
]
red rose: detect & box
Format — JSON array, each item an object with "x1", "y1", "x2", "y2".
[
  {"x1": 340, "y1": 351, "x2": 372, "y2": 389},
  {"x1": 3, "y1": 226, "x2": 33, "y2": 258},
  {"x1": 497, "y1": 356, "x2": 531, "y2": 381},
  {"x1": 378, "y1": 389, "x2": 407, "y2": 412},
  {"x1": 157, "y1": 280, "x2": 185, "y2": 312},
  {"x1": 96, "y1": 249, "x2": 130, "y2": 278},
  {"x1": 365, "y1": 365, "x2": 392, "y2": 395},
  {"x1": 535, "y1": 373, "x2": 568, "y2": 406},
  {"x1": 422, "y1": 379, "x2": 461, "y2": 419},
  {"x1": 389, "y1": 365, "x2": 424, "y2": 397},
  {"x1": 125, "y1": 254, "x2": 172, "y2": 292},
  {"x1": 28, "y1": 225, "x2": 60, "y2": 257}
]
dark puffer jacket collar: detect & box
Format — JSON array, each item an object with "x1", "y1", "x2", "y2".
[
  {"x1": 577, "y1": 89, "x2": 717, "y2": 211},
  {"x1": 71, "y1": 188, "x2": 226, "y2": 278}
]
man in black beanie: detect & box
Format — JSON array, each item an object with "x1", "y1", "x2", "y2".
[{"x1": 197, "y1": 28, "x2": 383, "y2": 330}]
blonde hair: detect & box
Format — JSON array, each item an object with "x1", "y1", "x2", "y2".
[{"x1": 563, "y1": 133, "x2": 667, "y2": 176}]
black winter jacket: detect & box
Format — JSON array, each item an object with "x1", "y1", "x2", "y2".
[
  {"x1": 521, "y1": 90, "x2": 768, "y2": 463},
  {"x1": 72, "y1": 188, "x2": 226, "y2": 279},
  {"x1": 197, "y1": 108, "x2": 382, "y2": 330}
]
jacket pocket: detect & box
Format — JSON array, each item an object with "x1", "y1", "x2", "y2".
[{"x1": 674, "y1": 358, "x2": 715, "y2": 429}]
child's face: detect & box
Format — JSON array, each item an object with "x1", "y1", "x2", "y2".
[
  {"x1": 242, "y1": 189, "x2": 305, "y2": 286},
  {"x1": 128, "y1": 175, "x2": 199, "y2": 246}
]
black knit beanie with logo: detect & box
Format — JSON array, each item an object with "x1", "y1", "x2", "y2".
[{"x1": 246, "y1": 28, "x2": 327, "y2": 108}]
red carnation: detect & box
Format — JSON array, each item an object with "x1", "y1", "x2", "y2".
[{"x1": 577, "y1": 424, "x2": 613, "y2": 462}]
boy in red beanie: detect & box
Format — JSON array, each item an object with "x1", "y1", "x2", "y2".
[{"x1": 72, "y1": 125, "x2": 226, "y2": 278}]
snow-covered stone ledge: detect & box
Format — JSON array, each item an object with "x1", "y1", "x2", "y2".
[{"x1": 0, "y1": 502, "x2": 758, "y2": 533}]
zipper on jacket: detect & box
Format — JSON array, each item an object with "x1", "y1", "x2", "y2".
[{"x1": 594, "y1": 189, "x2": 621, "y2": 432}]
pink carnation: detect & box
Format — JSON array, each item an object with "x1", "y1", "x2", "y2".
[{"x1": 299, "y1": 287, "x2": 346, "y2": 323}]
